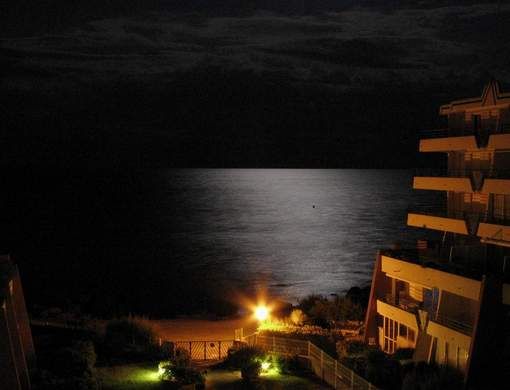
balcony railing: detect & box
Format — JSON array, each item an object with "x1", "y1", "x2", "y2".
[
  {"x1": 380, "y1": 248, "x2": 485, "y2": 281},
  {"x1": 382, "y1": 289, "x2": 474, "y2": 336},
  {"x1": 414, "y1": 168, "x2": 510, "y2": 180},
  {"x1": 410, "y1": 207, "x2": 510, "y2": 228},
  {"x1": 420, "y1": 123, "x2": 510, "y2": 139},
  {"x1": 384, "y1": 293, "x2": 422, "y2": 314},
  {"x1": 433, "y1": 312, "x2": 474, "y2": 336}
]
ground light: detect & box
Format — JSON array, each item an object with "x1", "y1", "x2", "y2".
[{"x1": 258, "y1": 356, "x2": 280, "y2": 376}]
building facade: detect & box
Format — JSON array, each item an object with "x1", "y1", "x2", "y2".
[
  {"x1": 364, "y1": 80, "x2": 510, "y2": 388},
  {"x1": 0, "y1": 255, "x2": 35, "y2": 390}
]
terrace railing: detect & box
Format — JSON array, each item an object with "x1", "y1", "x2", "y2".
[{"x1": 241, "y1": 332, "x2": 378, "y2": 390}]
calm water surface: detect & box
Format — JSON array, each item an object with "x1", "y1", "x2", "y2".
[
  {"x1": 6, "y1": 169, "x2": 436, "y2": 314},
  {"x1": 146, "y1": 169, "x2": 431, "y2": 301}
]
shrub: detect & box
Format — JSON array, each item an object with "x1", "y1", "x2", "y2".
[
  {"x1": 173, "y1": 347, "x2": 191, "y2": 368},
  {"x1": 393, "y1": 348, "x2": 414, "y2": 361},
  {"x1": 274, "y1": 354, "x2": 302, "y2": 375},
  {"x1": 289, "y1": 309, "x2": 306, "y2": 326},
  {"x1": 52, "y1": 341, "x2": 96, "y2": 378},
  {"x1": 221, "y1": 345, "x2": 266, "y2": 384},
  {"x1": 365, "y1": 349, "x2": 402, "y2": 390},
  {"x1": 174, "y1": 366, "x2": 205, "y2": 386},
  {"x1": 104, "y1": 316, "x2": 156, "y2": 347},
  {"x1": 223, "y1": 345, "x2": 265, "y2": 370},
  {"x1": 298, "y1": 294, "x2": 328, "y2": 316},
  {"x1": 298, "y1": 294, "x2": 364, "y2": 328},
  {"x1": 241, "y1": 360, "x2": 261, "y2": 382},
  {"x1": 345, "y1": 286, "x2": 371, "y2": 309},
  {"x1": 159, "y1": 348, "x2": 204, "y2": 388},
  {"x1": 337, "y1": 339, "x2": 367, "y2": 359},
  {"x1": 160, "y1": 341, "x2": 174, "y2": 359},
  {"x1": 402, "y1": 362, "x2": 464, "y2": 390},
  {"x1": 37, "y1": 341, "x2": 98, "y2": 390},
  {"x1": 158, "y1": 360, "x2": 176, "y2": 382},
  {"x1": 102, "y1": 316, "x2": 160, "y2": 361},
  {"x1": 340, "y1": 355, "x2": 368, "y2": 377}
]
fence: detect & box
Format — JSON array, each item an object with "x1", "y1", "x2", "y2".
[
  {"x1": 172, "y1": 340, "x2": 234, "y2": 361},
  {"x1": 242, "y1": 333, "x2": 378, "y2": 390}
]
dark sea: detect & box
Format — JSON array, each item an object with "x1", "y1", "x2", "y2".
[{"x1": 4, "y1": 169, "x2": 438, "y2": 316}]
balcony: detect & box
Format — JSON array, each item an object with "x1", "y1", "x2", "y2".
[
  {"x1": 380, "y1": 250, "x2": 483, "y2": 300},
  {"x1": 376, "y1": 299, "x2": 419, "y2": 330},
  {"x1": 427, "y1": 319, "x2": 472, "y2": 349},
  {"x1": 378, "y1": 294, "x2": 474, "y2": 337},
  {"x1": 413, "y1": 169, "x2": 510, "y2": 194},
  {"x1": 384, "y1": 292, "x2": 422, "y2": 314},
  {"x1": 407, "y1": 208, "x2": 510, "y2": 241},
  {"x1": 433, "y1": 312, "x2": 473, "y2": 336},
  {"x1": 420, "y1": 123, "x2": 510, "y2": 139},
  {"x1": 407, "y1": 211, "x2": 469, "y2": 235},
  {"x1": 419, "y1": 124, "x2": 510, "y2": 152}
]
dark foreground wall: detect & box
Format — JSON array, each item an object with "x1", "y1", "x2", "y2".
[{"x1": 0, "y1": 255, "x2": 35, "y2": 390}]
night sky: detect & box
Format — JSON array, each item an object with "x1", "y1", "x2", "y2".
[{"x1": 2, "y1": 1, "x2": 509, "y2": 170}]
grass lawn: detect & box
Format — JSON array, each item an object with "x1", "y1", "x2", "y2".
[
  {"x1": 96, "y1": 362, "x2": 166, "y2": 390},
  {"x1": 97, "y1": 364, "x2": 328, "y2": 389},
  {"x1": 205, "y1": 369, "x2": 329, "y2": 389}
]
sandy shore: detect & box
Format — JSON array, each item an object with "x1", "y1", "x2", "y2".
[{"x1": 153, "y1": 316, "x2": 258, "y2": 342}]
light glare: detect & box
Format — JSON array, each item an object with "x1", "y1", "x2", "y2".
[{"x1": 254, "y1": 305, "x2": 269, "y2": 321}]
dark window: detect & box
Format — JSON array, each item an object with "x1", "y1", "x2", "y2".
[{"x1": 399, "y1": 324, "x2": 407, "y2": 337}]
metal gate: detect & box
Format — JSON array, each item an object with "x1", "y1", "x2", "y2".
[{"x1": 173, "y1": 340, "x2": 234, "y2": 360}]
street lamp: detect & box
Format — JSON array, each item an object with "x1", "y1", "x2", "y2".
[{"x1": 254, "y1": 304, "x2": 270, "y2": 322}]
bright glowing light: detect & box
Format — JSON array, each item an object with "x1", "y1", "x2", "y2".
[
  {"x1": 254, "y1": 305, "x2": 270, "y2": 321},
  {"x1": 258, "y1": 357, "x2": 280, "y2": 376}
]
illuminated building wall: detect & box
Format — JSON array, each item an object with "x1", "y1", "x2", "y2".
[{"x1": 364, "y1": 80, "x2": 510, "y2": 387}]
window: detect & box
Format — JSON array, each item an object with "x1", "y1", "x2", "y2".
[
  {"x1": 408, "y1": 328, "x2": 416, "y2": 342},
  {"x1": 473, "y1": 114, "x2": 481, "y2": 131},
  {"x1": 398, "y1": 324, "x2": 416, "y2": 343},
  {"x1": 383, "y1": 317, "x2": 397, "y2": 354},
  {"x1": 399, "y1": 324, "x2": 407, "y2": 337}
]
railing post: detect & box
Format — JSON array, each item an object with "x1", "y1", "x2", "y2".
[
  {"x1": 219, "y1": 341, "x2": 222, "y2": 360},
  {"x1": 320, "y1": 350, "x2": 324, "y2": 380},
  {"x1": 204, "y1": 341, "x2": 207, "y2": 360},
  {"x1": 334, "y1": 360, "x2": 338, "y2": 389},
  {"x1": 189, "y1": 341, "x2": 192, "y2": 357}
]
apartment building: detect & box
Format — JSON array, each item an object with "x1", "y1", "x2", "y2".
[{"x1": 364, "y1": 80, "x2": 510, "y2": 388}]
